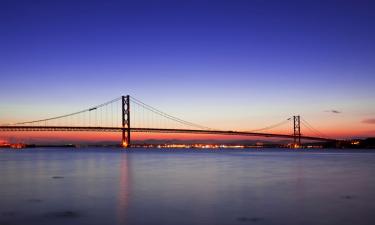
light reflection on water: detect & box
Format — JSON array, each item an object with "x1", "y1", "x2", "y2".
[{"x1": 1, "y1": 148, "x2": 375, "y2": 225}]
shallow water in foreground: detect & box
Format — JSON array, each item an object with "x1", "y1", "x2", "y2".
[{"x1": 1, "y1": 148, "x2": 375, "y2": 225}]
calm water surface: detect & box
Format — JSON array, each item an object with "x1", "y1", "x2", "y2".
[{"x1": 1, "y1": 148, "x2": 375, "y2": 225}]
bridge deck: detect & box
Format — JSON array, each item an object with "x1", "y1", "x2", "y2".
[{"x1": 0, "y1": 126, "x2": 334, "y2": 142}]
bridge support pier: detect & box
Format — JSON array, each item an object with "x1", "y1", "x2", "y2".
[
  {"x1": 122, "y1": 95, "x2": 131, "y2": 148},
  {"x1": 293, "y1": 115, "x2": 301, "y2": 148}
]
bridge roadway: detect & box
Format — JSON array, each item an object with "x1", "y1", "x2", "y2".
[{"x1": 0, "y1": 126, "x2": 334, "y2": 142}]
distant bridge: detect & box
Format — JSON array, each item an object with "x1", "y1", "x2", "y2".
[{"x1": 0, "y1": 95, "x2": 335, "y2": 147}]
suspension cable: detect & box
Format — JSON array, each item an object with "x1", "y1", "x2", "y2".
[
  {"x1": 245, "y1": 117, "x2": 292, "y2": 132},
  {"x1": 130, "y1": 96, "x2": 211, "y2": 130},
  {"x1": 300, "y1": 118, "x2": 327, "y2": 138},
  {"x1": 11, "y1": 97, "x2": 122, "y2": 125}
]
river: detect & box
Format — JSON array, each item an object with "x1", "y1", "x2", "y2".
[{"x1": 1, "y1": 148, "x2": 375, "y2": 225}]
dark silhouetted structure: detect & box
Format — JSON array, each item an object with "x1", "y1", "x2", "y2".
[
  {"x1": 293, "y1": 115, "x2": 301, "y2": 147},
  {"x1": 122, "y1": 95, "x2": 130, "y2": 148},
  {"x1": 0, "y1": 95, "x2": 335, "y2": 148}
]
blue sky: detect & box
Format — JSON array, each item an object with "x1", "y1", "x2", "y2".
[{"x1": 1, "y1": 0, "x2": 375, "y2": 138}]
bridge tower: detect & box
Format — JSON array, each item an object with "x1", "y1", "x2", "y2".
[
  {"x1": 293, "y1": 115, "x2": 301, "y2": 148},
  {"x1": 122, "y1": 95, "x2": 131, "y2": 148}
]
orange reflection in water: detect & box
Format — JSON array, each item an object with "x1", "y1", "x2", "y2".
[{"x1": 117, "y1": 153, "x2": 131, "y2": 224}]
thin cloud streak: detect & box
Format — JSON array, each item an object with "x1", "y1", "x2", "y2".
[
  {"x1": 362, "y1": 119, "x2": 375, "y2": 124},
  {"x1": 325, "y1": 110, "x2": 342, "y2": 114}
]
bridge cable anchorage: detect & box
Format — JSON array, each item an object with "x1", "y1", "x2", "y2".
[
  {"x1": 244, "y1": 117, "x2": 292, "y2": 132},
  {"x1": 300, "y1": 117, "x2": 328, "y2": 138},
  {"x1": 10, "y1": 97, "x2": 122, "y2": 126},
  {"x1": 129, "y1": 96, "x2": 212, "y2": 130}
]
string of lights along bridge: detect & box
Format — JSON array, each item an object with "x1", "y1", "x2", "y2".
[{"x1": 0, "y1": 95, "x2": 334, "y2": 148}]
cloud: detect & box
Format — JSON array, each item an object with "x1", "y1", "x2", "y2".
[
  {"x1": 362, "y1": 118, "x2": 375, "y2": 124},
  {"x1": 325, "y1": 110, "x2": 341, "y2": 114}
]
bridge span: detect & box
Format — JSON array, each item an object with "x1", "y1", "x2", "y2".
[
  {"x1": 0, "y1": 95, "x2": 335, "y2": 147},
  {"x1": 0, "y1": 126, "x2": 334, "y2": 143}
]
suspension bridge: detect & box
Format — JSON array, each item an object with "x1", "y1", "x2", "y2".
[{"x1": 0, "y1": 95, "x2": 335, "y2": 148}]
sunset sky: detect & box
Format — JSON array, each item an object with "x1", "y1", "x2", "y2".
[{"x1": 1, "y1": 0, "x2": 375, "y2": 142}]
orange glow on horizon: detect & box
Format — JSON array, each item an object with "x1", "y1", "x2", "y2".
[{"x1": 0, "y1": 127, "x2": 374, "y2": 144}]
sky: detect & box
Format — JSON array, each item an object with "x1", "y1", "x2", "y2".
[{"x1": 1, "y1": 0, "x2": 375, "y2": 142}]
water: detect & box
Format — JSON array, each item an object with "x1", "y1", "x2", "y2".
[{"x1": 1, "y1": 148, "x2": 375, "y2": 225}]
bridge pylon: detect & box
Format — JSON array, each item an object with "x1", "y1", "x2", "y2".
[
  {"x1": 121, "y1": 95, "x2": 131, "y2": 148},
  {"x1": 293, "y1": 115, "x2": 301, "y2": 148}
]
